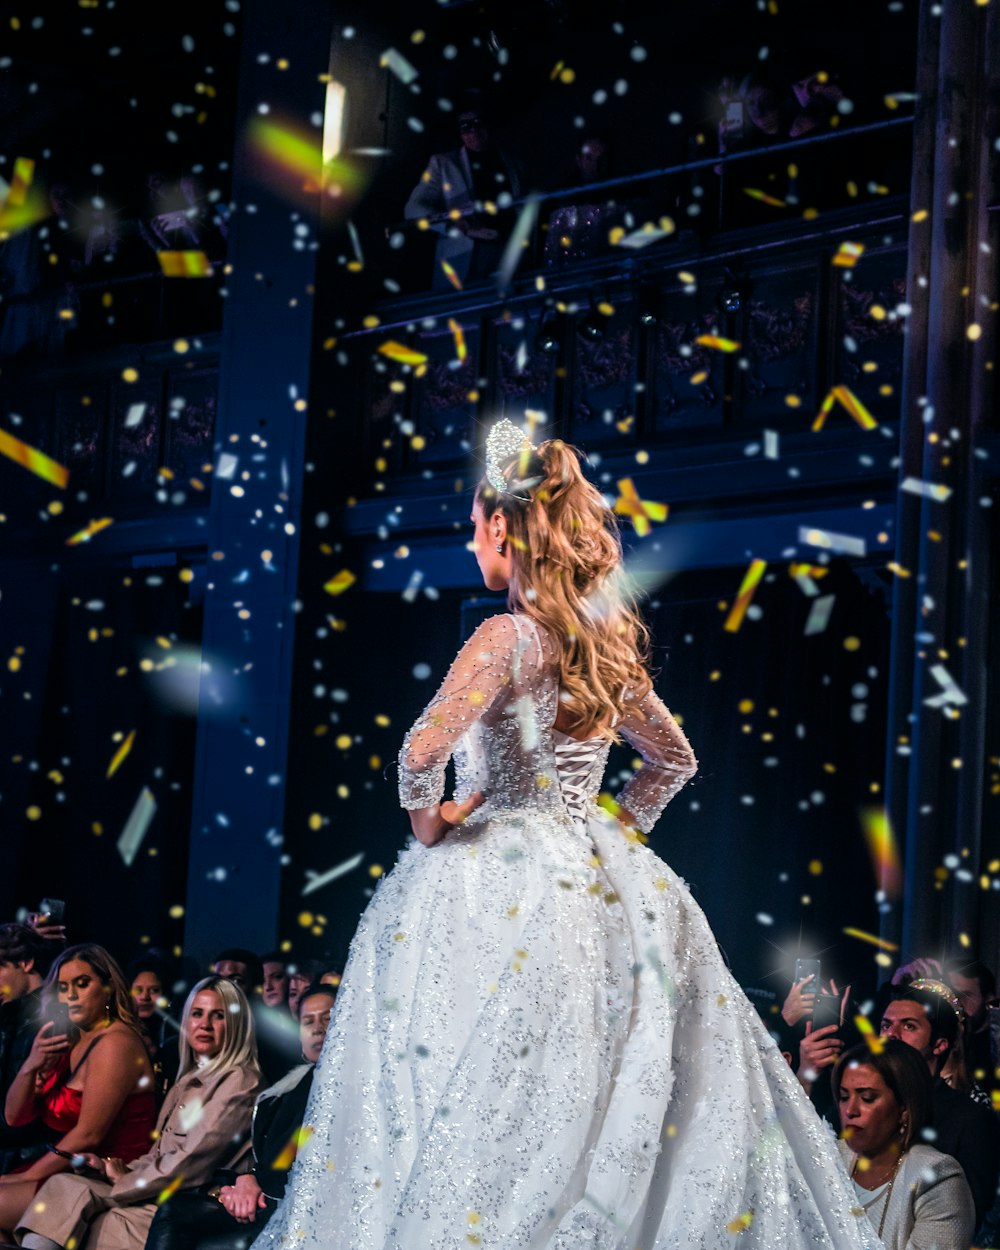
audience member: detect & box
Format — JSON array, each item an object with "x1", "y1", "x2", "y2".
[
  {"x1": 544, "y1": 131, "x2": 627, "y2": 267},
  {"x1": 945, "y1": 958, "x2": 995, "y2": 1084},
  {"x1": 260, "y1": 954, "x2": 288, "y2": 1010},
  {"x1": 404, "y1": 99, "x2": 522, "y2": 290},
  {"x1": 0, "y1": 925, "x2": 57, "y2": 1174},
  {"x1": 16, "y1": 976, "x2": 261, "y2": 1250},
  {"x1": 286, "y1": 960, "x2": 324, "y2": 1018},
  {"x1": 143, "y1": 984, "x2": 337, "y2": 1250},
  {"x1": 880, "y1": 979, "x2": 1000, "y2": 1233},
  {"x1": 0, "y1": 945, "x2": 156, "y2": 1236},
  {"x1": 833, "y1": 1039, "x2": 975, "y2": 1249},
  {"x1": 127, "y1": 955, "x2": 173, "y2": 1103},
  {"x1": 212, "y1": 949, "x2": 263, "y2": 997},
  {"x1": 213, "y1": 949, "x2": 295, "y2": 1085}
]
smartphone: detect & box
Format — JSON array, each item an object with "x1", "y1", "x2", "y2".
[
  {"x1": 793, "y1": 958, "x2": 821, "y2": 990},
  {"x1": 812, "y1": 992, "x2": 843, "y2": 1031},
  {"x1": 45, "y1": 1000, "x2": 74, "y2": 1036},
  {"x1": 44, "y1": 1144, "x2": 104, "y2": 1180},
  {"x1": 38, "y1": 898, "x2": 65, "y2": 926},
  {"x1": 725, "y1": 100, "x2": 745, "y2": 136}
]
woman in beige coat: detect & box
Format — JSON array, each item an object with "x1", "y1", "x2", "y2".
[
  {"x1": 16, "y1": 977, "x2": 261, "y2": 1250},
  {"x1": 833, "y1": 1039, "x2": 975, "y2": 1250}
]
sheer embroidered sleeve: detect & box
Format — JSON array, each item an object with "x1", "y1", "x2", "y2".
[
  {"x1": 398, "y1": 614, "x2": 521, "y2": 810},
  {"x1": 617, "y1": 688, "x2": 698, "y2": 833}
]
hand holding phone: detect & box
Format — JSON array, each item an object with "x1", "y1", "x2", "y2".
[{"x1": 44, "y1": 1144, "x2": 106, "y2": 1180}]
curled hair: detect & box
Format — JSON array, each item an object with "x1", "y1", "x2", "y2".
[
  {"x1": 177, "y1": 975, "x2": 262, "y2": 1083},
  {"x1": 476, "y1": 438, "x2": 651, "y2": 738},
  {"x1": 832, "y1": 1039, "x2": 933, "y2": 1153}
]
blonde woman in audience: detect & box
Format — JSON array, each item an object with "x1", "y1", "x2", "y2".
[{"x1": 16, "y1": 976, "x2": 261, "y2": 1250}]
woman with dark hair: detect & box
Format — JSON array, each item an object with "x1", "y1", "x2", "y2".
[
  {"x1": 834, "y1": 1039, "x2": 974, "y2": 1248},
  {"x1": 16, "y1": 976, "x2": 261, "y2": 1250},
  {"x1": 252, "y1": 420, "x2": 879, "y2": 1250},
  {"x1": 0, "y1": 944, "x2": 156, "y2": 1235}
]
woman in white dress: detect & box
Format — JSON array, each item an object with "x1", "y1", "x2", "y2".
[{"x1": 252, "y1": 421, "x2": 879, "y2": 1250}]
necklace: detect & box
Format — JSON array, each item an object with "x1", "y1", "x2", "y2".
[{"x1": 851, "y1": 1152, "x2": 906, "y2": 1239}]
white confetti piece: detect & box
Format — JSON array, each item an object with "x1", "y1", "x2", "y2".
[
  {"x1": 901, "y1": 477, "x2": 952, "y2": 502},
  {"x1": 402, "y1": 570, "x2": 424, "y2": 603},
  {"x1": 764, "y1": 429, "x2": 779, "y2": 459},
  {"x1": 379, "y1": 48, "x2": 418, "y2": 85},
  {"x1": 804, "y1": 594, "x2": 835, "y2": 635},
  {"x1": 118, "y1": 787, "x2": 157, "y2": 866},
  {"x1": 799, "y1": 526, "x2": 867, "y2": 557},
  {"x1": 216, "y1": 453, "x2": 238, "y2": 480},
  {"x1": 923, "y1": 664, "x2": 968, "y2": 710},
  {"x1": 179, "y1": 1097, "x2": 205, "y2": 1132},
  {"x1": 496, "y1": 195, "x2": 540, "y2": 295},
  {"x1": 302, "y1": 852, "x2": 365, "y2": 896},
  {"x1": 124, "y1": 403, "x2": 147, "y2": 428}
]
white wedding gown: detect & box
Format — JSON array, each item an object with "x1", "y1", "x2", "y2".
[{"x1": 253, "y1": 613, "x2": 879, "y2": 1250}]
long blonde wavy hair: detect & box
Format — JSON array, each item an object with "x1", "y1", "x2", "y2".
[{"x1": 476, "y1": 437, "x2": 651, "y2": 739}]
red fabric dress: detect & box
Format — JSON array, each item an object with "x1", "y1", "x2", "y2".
[{"x1": 38, "y1": 1050, "x2": 157, "y2": 1160}]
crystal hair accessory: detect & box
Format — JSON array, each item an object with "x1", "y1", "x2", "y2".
[
  {"x1": 907, "y1": 978, "x2": 964, "y2": 1020},
  {"x1": 484, "y1": 418, "x2": 535, "y2": 492}
]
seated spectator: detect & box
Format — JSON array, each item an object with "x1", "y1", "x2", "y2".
[
  {"x1": 286, "y1": 960, "x2": 324, "y2": 1018},
  {"x1": 945, "y1": 958, "x2": 995, "y2": 1084},
  {"x1": 544, "y1": 131, "x2": 627, "y2": 267},
  {"x1": 0, "y1": 924, "x2": 58, "y2": 1174},
  {"x1": 127, "y1": 955, "x2": 174, "y2": 1102},
  {"x1": 213, "y1": 949, "x2": 296, "y2": 1085},
  {"x1": 143, "y1": 984, "x2": 336, "y2": 1250},
  {"x1": 15, "y1": 976, "x2": 261, "y2": 1250},
  {"x1": 833, "y1": 1038, "x2": 975, "y2": 1249},
  {"x1": 880, "y1": 979, "x2": 1000, "y2": 1233},
  {"x1": 0, "y1": 945, "x2": 156, "y2": 1236},
  {"x1": 404, "y1": 98, "x2": 522, "y2": 291},
  {"x1": 260, "y1": 953, "x2": 288, "y2": 1010},
  {"x1": 137, "y1": 171, "x2": 226, "y2": 259}
]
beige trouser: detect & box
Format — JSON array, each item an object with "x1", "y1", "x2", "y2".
[{"x1": 16, "y1": 1173, "x2": 156, "y2": 1250}]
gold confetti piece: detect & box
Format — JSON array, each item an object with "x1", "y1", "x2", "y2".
[
  {"x1": 0, "y1": 427, "x2": 69, "y2": 489},
  {"x1": 324, "y1": 569, "x2": 356, "y2": 596},
  {"x1": 156, "y1": 1175, "x2": 184, "y2": 1205},
  {"x1": 743, "y1": 187, "x2": 786, "y2": 206},
  {"x1": 843, "y1": 927, "x2": 899, "y2": 952},
  {"x1": 860, "y1": 808, "x2": 902, "y2": 899},
  {"x1": 440, "y1": 259, "x2": 463, "y2": 290},
  {"x1": 812, "y1": 385, "x2": 878, "y2": 432},
  {"x1": 689, "y1": 370, "x2": 708, "y2": 386},
  {"x1": 613, "y1": 478, "x2": 668, "y2": 537},
  {"x1": 695, "y1": 334, "x2": 741, "y2": 352},
  {"x1": 724, "y1": 559, "x2": 766, "y2": 632},
  {"x1": 788, "y1": 562, "x2": 829, "y2": 580},
  {"x1": 377, "y1": 341, "x2": 427, "y2": 365},
  {"x1": 156, "y1": 250, "x2": 213, "y2": 277},
  {"x1": 106, "y1": 729, "x2": 137, "y2": 779},
  {"x1": 118, "y1": 788, "x2": 157, "y2": 867},
  {"x1": 448, "y1": 317, "x2": 467, "y2": 362},
  {"x1": 7, "y1": 156, "x2": 34, "y2": 207},
  {"x1": 726, "y1": 1211, "x2": 754, "y2": 1233},
  {"x1": 66, "y1": 517, "x2": 113, "y2": 546},
  {"x1": 832, "y1": 241, "x2": 865, "y2": 268},
  {"x1": 272, "y1": 1124, "x2": 314, "y2": 1171},
  {"x1": 854, "y1": 1013, "x2": 885, "y2": 1054}
]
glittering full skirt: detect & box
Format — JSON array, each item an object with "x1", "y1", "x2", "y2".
[{"x1": 250, "y1": 809, "x2": 879, "y2": 1250}]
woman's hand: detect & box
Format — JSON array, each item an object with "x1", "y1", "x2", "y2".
[
  {"x1": 781, "y1": 977, "x2": 818, "y2": 1027},
  {"x1": 103, "y1": 1156, "x2": 128, "y2": 1183},
  {"x1": 25, "y1": 1022, "x2": 69, "y2": 1076},
  {"x1": 796, "y1": 1022, "x2": 843, "y2": 1093},
  {"x1": 409, "y1": 792, "x2": 485, "y2": 847},
  {"x1": 220, "y1": 1174, "x2": 267, "y2": 1223},
  {"x1": 74, "y1": 1153, "x2": 109, "y2": 1179}
]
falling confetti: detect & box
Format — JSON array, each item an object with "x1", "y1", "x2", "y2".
[
  {"x1": 832, "y1": 241, "x2": 865, "y2": 268},
  {"x1": 613, "y1": 478, "x2": 668, "y2": 537},
  {"x1": 726, "y1": 1211, "x2": 754, "y2": 1233},
  {"x1": 118, "y1": 788, "x2": 157, "y2": 867},
  {"x1": 302, "y1": 853, "x2": 365, "y2": 896},
  {"x1": 440, "y1": 259, "x2": 463, "y2": 290},
  {"x1": 156, "y1": 1175, "x2": 185, "y2": 1206},
  {"x1": 106, "y1": 729, "x2": 137, "y2": 779},
  {"x1": 7, "y1": 157, "x2": 35, "y2": 207},
  {"x1": 724, "y1": 559, "x2": 767, "y2": 633},
  {"x1": 377, "y1": 342, "x2": 428, "y2": 366},
  {"x1": 923, "y1": 664, "x2": 968, "y2": 710},
  {"x1": 853, "y1": 1014, "x2": 885, "y2": 1054},
  {"x1": 695, "y1": 334, "x2": 741, "y2": 353},
  {"x1": 743, "y1": 188, "x2": 786, "y2": 207},
  {"x1": 860, "y1": 808, "x2": 902, "y2": 899},
  {"x1": 65, "y1": 517, "x2": 114, "y2": 546},
  {"x1": 812, "y1": 386, "x2": 878, "y2": 432},
  {"x1": 799, "y1": 527, "x2": 867, "y2": 557},
  {"x1": 448, "y1": 318, "x2": 467, "y2": 362},
  {"x1": 843, "y1": 928, "x2": 900, "y2": 953},
  {"x1": 157, "y1": 251, "x2": 214, "y2": 278},
  {"x1": 804, "y1": 594, "x2": 835, "y2": 636},
  {"x1": 496, "y1": 195, "x2": 540, "y2": 294},
  {"x1": 324, "y1": 569, "x2": 356, "y2": 596},
  {"x1": 379, "y1": 48, "x2": 419, "y2": 85},
  {"x1": 900, "y1": 477, "x2": 952, "y2": 503},
  {"x1": 124, "y1": 404, "x2": 148, "y2": 429},
  {"x1": 0, "y1": 427, "x2": 69, "y2": 489},
  {"x1": 272, "y1": 1125, "x2": 314, "y2": 1171}
]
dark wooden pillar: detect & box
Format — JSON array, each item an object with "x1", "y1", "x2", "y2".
[{"x1": 884, "y1": 0, "x2": 999, "y2": 960}]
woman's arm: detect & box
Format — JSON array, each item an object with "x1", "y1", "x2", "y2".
[
  {"x1": 398, "y1": 614, "x2": 520, "y2": 820},
  {"x1": 15, "y1": 1030, "x2": 151, "y2": 1183},
  {"x1": 616, "y1": 689, "x2": 698, "y2": 834},
  {"x1": 4, "y1": 1023, "x2": 69, "y2": 1128},
  {"x1": 906, "y1": 1158, "x2": 975, "y2": 1250}
]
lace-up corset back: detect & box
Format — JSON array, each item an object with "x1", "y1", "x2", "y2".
[{"x1": 551, "y1": 729, "x2": 611, "y2": 824}]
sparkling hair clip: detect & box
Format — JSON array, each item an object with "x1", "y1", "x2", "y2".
[
  {"x1": 484, "y1": 418, "x2": 536, "y2": 493},
  {"x1": 907, "y1": 978, "x2": 964, "y2": 1020}
]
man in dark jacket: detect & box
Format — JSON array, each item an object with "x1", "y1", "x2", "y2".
[{"x1": 0, "y1": 923, "x2": 58, "y2": 1173}]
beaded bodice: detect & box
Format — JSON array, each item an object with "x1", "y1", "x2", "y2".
[{"x1": 398, "y1": 613, "x2": 697, "y2": 833}]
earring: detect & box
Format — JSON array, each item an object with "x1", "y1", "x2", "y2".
[{"x1": 495, "y1": 542, "x2": 504, "y2": 553}]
